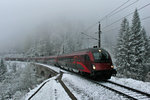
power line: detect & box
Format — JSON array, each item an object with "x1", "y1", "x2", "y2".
[
  {"x1": 142, "y1": 16, "x2": 150, "y2": 20},
  {"x1": 103, "y1": 27, "x2": 120, "y2": 33},
  {"x1": 103, "y1": 16, "x2": 150, "y2": 33},
  {"x1": 81, "y1": 14, "x2": 150, "y2": 46},
  {"x1": 109, "y1": 0, "x2": 139, "y2": 18},
  {"x1": 82, "y1": 0, "x2": 131, "y2": 33},
  {"x1": 81, "y1": 32, "x2": 98, "y2": 40},
  {"x1": 100, "y1": 0, "x2": 131, "y2": 22},
  {"x1": 80, "y1": 1, "x2": 150, "y2": 43},
  {"x1": 102, "y1": 2, "x2": 150, "y2": 29}
]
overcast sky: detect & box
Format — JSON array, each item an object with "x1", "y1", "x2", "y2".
[{"x1": 0, "y1": 0, "x2": 150, "y2": 52}]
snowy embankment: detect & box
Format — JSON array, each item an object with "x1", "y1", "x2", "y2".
[
  {"x1": 0, "y1": 61, "x2": 50, "y2": 100},
  {"x1": 2, "y1": 62, "x2": 150, "y2": 100},
  {"x1": 110, "y1": 77, "x2": 150, "y2": 94},
  {"x1": 24, "y1": 75, "x2": 71, "y2": 100},
  {"x1": 24, "y1": 63, "x2": 150, "y2": 100}
]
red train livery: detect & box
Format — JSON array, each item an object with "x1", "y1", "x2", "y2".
[{"x1": 5, "y1": 48, "x2": 117, "y2": 79}]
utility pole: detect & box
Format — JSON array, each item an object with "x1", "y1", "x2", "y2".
[
  {"x1": 98, "y1": 22, "x2": 101, "y2": 48},
  {"x1": 62, "y1": 44, "x2": 65, "y2": 54}
]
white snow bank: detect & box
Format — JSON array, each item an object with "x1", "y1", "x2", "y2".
[
  {"x1": 111, "y1": 77, "x2": 150, "y2": 94},
  {"x1": 24, "y1": 75, "x2": 71, "y2": 100},
  {"x1": 62, "y1": 74, "x2": 126, "y2": 100},
  {"x1": 6, "y1": 61, "x2": 28, "y2": 72}
]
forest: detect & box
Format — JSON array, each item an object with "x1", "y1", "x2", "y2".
[{"x1": 1, "y1": 10, "x2": 150, "y2": 82}]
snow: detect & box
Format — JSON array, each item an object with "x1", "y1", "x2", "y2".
[
  {"x1": 110, "y1": 77, "x2": 150, "y2": 94},
  {"x1": 3, "y1": 62, "x2": 150, "y2": 100},
  {"x1": 6, "y1": 61, "x2": 28, "y2": 72},
  {"x1": 62, "y1": 73, "x2": 126, "y2": 100},
  {"x1": 24, "y1": 75, "x2": 71, "y2": 100},
  {"x1": 24, "y1": 63, "x2": 150, "y2": 100}
]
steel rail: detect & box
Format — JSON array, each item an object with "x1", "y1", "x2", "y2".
[
  {"x1": 28, "y1": 65, "x2": 59, "y2": 100},
  {"x1": 93, "y1": 81, "x2": 137, "y2": 100},
  {"x1": 93, "y1": 80, "x2": 150, "y2": 100},
  {"x1": 107, "y1": 80, "x2": 150, "y2": 98}
]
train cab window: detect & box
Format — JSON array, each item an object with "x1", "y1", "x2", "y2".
[{"x1": 93, "y1": 51, "x2": 109, "y2": 62}]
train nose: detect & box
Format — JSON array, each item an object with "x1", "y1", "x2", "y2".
[{"x1": 92, "y1": 63, "x2": 112, "y2": 70}]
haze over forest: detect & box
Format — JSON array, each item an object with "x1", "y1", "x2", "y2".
[{"x1": 0, "y1": 0, "x2": 150, "y2": 53}]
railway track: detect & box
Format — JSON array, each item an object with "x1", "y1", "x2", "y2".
[
  {"x1": 94, "y1": 80, "x2": 150, "y2": 100},
  {"x1": 27, "y1": 63, "x2": 77, "y2": 100}
]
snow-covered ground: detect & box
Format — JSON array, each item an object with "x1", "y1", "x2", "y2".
[
  {"x1": 0, "y1": 61, "x2": 48, "y2": 100},
  {"x1": 24, "y1": 63, "x2": 150, "y2": 100},
  {"x1": 2, "y1": 61, "x2": 150, "y2": 100},
  {"x1": 24, "y1": 75, "x2": 71, "y2": 100},
  {"x1": 110, "y1": 77, "x2": 150, "y2": 94}
]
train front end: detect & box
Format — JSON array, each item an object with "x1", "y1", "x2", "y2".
[{"x1": 90, "y1": 48, "x2": 117, "y2": 79}]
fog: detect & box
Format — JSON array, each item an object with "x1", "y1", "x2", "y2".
[{"x1": 0, "y1": 0, "x2": 150, "y2": 52}]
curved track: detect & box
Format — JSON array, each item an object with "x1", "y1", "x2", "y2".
[
  {"x1": 27, "y1": 64, "x2": 77, "y2": 100},
  {"x1": 94, "y1": 80, "x2": 150, "y2": 100}
]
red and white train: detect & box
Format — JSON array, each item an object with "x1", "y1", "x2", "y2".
[{"x1": 5, "y1": 48, "x2": 117, "y2": 79}]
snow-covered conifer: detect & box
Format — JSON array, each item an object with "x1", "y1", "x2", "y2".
[
  {"x1": 115, "y1": 18, "x2": 130, "y2": 76},
  {"x1": 140, "y1": 28, "x2": 149, "y2": 63},
  {"x1": 129, "y1": 9, "x2": 145, "y2": 80},
  {"x1": 0, "y1": 59, "x2": 7, "y2": 76},
  {"x1": 147, "y1": 36, "x2": 150, "y2": 63}
]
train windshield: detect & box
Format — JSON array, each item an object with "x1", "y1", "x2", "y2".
[{"x1": 93, "y1": 51, "x2": 110, "y2": 63}]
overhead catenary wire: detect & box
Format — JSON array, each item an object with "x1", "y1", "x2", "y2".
[
  {"x1": 84, "y1": 14, "x2": 150, "y2": 41},
  {"x1": 142, "y1": 16, "x2": 150, "y2": 21},
  {"x1": 81, "y1": 1, "x2": 150, "y2": 43},
  {"x1": 81, "y1": 0, "x2": 131, "y2": 40},
  {"x1": 99, "y1": 0, "x2": 131, "y2": 22},
  {"x1": 82, "y1": 0, "x2": 131, "y2": 33},
  {"x1": 102, "y1": 2, "x2": 150, "y2": 30},
  {"x1": 81, "y1": 32, "x2": 98, "y2": 40},
  {"x1": 108, "y1": 0, "x2": 139, "y2": 18},
  {"x1": 103, "y1": 16, "x2": 150, "y2": 33}
]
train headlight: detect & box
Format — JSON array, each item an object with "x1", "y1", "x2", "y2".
[
  {"x1": 93, "y1": 65, "x2": 96, "y2": 70},
  {"x1": 111, "y1": 65, "x2": 114, "y2": 68},
  {"x1": 98, "y1": 49, "x2": 101, "y2": 52}
]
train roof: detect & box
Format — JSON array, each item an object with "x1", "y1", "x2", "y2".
[
  {"x1": 58, "y1": 48, "x2": 108, "y2": 57},
  {"x1": 77, "y1": 48, "x2": 107, "y2": 52}
]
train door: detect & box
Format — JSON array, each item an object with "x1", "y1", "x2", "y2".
[
  {"x1": 73, "y1": 56, "x2": 80, "y2": 72},
  {"x1": 84, "y1": 55, "x2": 91, "y2": 70},
  {"x1": 74, "y1": 56, "x2": 78, "y2": 68}
]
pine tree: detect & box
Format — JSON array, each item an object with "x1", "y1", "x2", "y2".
[
  {"x1": 0, "y1": 59, "x2": 7, "y2": 75},
  {"x1": 0, "y1": 59, "x2": 7, "y2": 81},
  {"x1": 129, "y1": 9, "x2": 145, "y2": 80},
  {"x1": 140, "y1": 28, "x2": 149, "y2": 63},
  {"x1": 115, "y1": 18, "x2": 130, "y2": 76},
  {"x1": 140, "y1": 28, "x2": 150, "y2": 79},
  {"x1": 147, "y1": 36, "x2": 150, "y2": 63}
]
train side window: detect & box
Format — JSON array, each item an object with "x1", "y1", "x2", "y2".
[
  {"x1": 85, "y1": 55, "x2": 90, "y2": 61},
  {"x1": 77, "y1": 57, "x2": 80, "y2": 62}
]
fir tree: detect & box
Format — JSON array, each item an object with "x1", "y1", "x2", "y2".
[
  {"x1": 140, "y1": 28, "x2": 150, "y2": 79},
  {"x1": 140, "y1": 28, "x2": 149, "y2": 63},
  {"x1": 147, "y1": 36, "x2": 150, "y2": 63},
  {"x1": 0, "y1": 59, "x2": 7, "y2": 75},
  {"x1": 115, "y1": 18, "x2": 130, "y2": 76},
  {"x1": 129, "y1": 9, "x2": 145, "y2": 80},
  {"x1": 0, "y1": 59, "x2": 7, "y2": 81}
]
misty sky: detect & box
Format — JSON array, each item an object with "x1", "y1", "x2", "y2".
[{"x1": 0, "y1": 0, "x2": 150, "y2": 52}]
